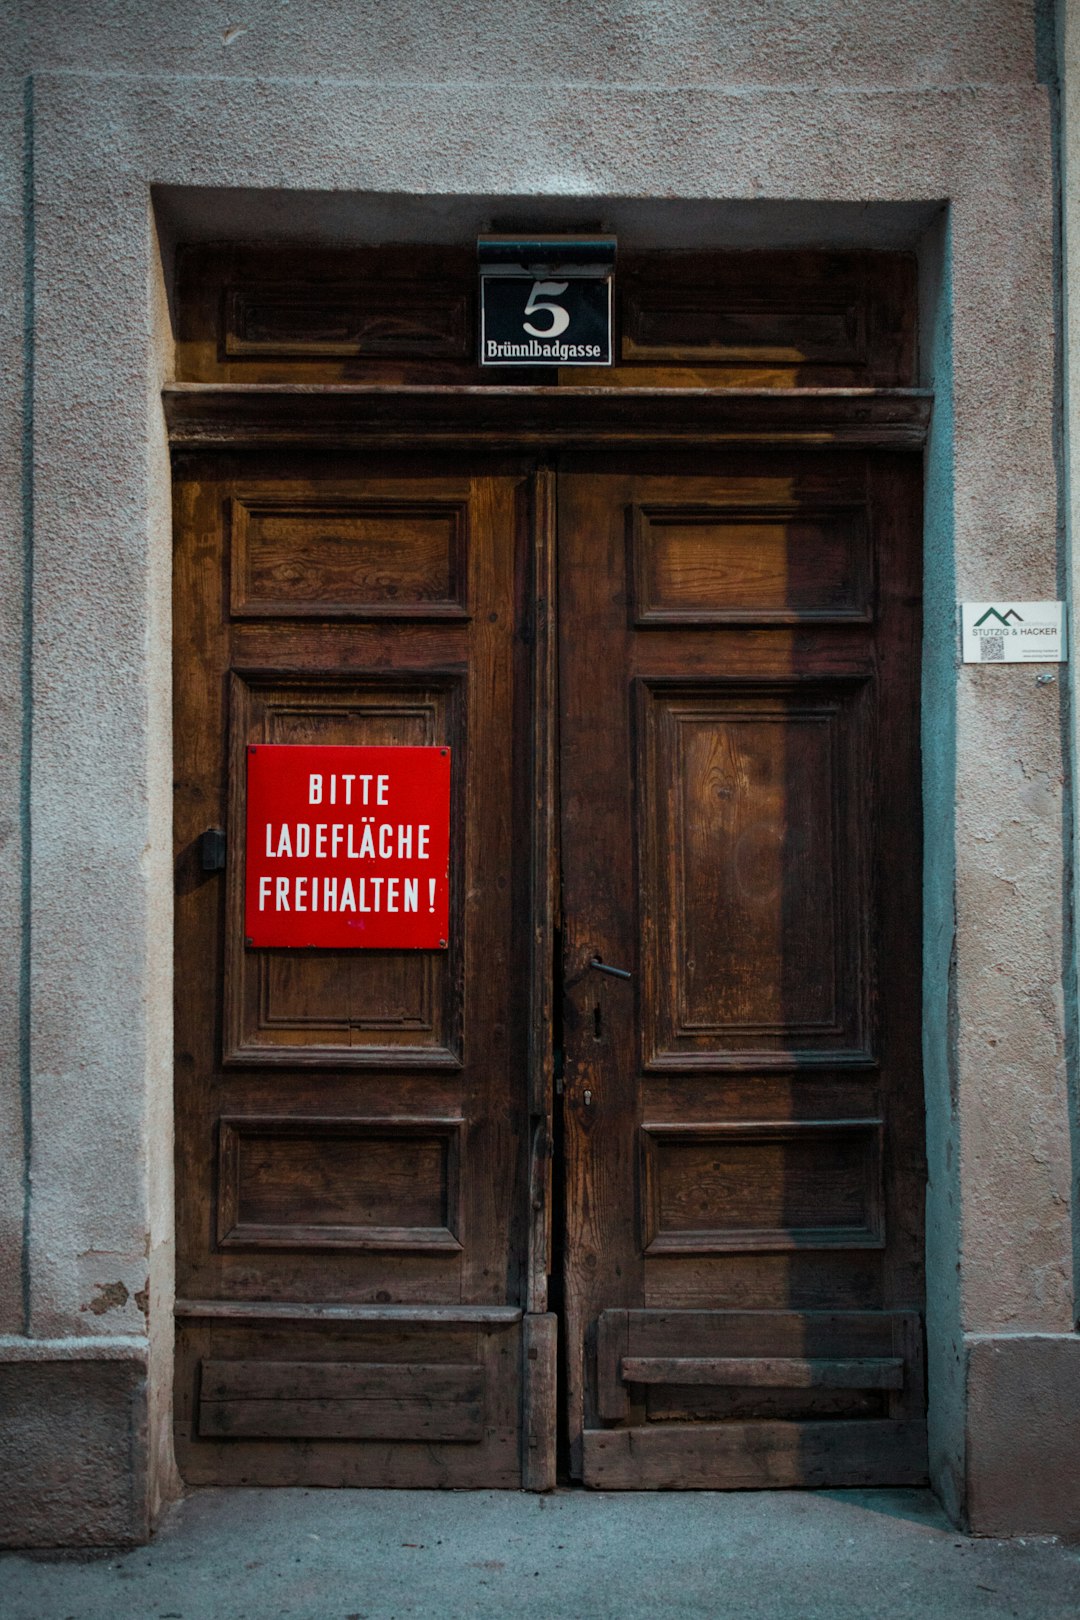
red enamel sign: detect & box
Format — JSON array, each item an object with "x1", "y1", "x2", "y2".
[{"x1": 244, "y1": 745, "x2": 450, "y2": 949}]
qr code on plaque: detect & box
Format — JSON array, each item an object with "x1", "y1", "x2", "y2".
[{"x1": 981, "y1": 634, "x2": 1005, "y2": 662}]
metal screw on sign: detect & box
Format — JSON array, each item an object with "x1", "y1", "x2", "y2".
[{"x1": 439, "y1": 939, "x2": 447, "y2": 949}]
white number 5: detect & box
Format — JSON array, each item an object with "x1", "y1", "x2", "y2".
[{"x1": 523, "y1": 280, "x2": 570, "y2": 338}]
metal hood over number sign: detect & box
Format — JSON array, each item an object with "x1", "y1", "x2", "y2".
[
  {"x1": 478, "y1": 234, "x2": 615, "y2": 367},
  {"x1": 244, "y1": 744, "x2": 451, "y2": 949}
]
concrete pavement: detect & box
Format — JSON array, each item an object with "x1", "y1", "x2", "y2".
[{"x1": 3, "y1": 1487, "x2": 1080, "y2": 1620}]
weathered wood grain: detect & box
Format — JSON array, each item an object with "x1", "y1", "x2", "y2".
[
  {"x1": 173, "y1": 449, "x2": 532, "y2": 1487},
  {"x1": 199, "y1": 1358, "x2": 484, "y2": 1441},
  {"x1": 618, "y1": 1356, "x2": 904, "y2": 1389},
  {"x1": 521, "y1": 1314, "x2": 558, "y2": 1490},
  {"x1": 582, "y1": 1420, "x2": 928, "y2": 1490},
  {"x1": 164, "y1": 384, "x2": 932, "y2": 451},
  {"x1": 560, "y1": 444, "x2": 923, "y2": 1487}
]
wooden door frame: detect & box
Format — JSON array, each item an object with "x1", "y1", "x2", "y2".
[{"x1": 166, "y1": 382, "x2": 930, "y2": 1489}]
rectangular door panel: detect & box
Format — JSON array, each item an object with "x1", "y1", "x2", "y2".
[
  {"x1": 174, "y1": 1307, "x2": 522, "y2": 1487},
  {"x1": 639, "y1": 677, "x2": 874, "y2": 1067},
  {"x1": 640, "y1": 1119, "x2": 885, "y2": 1253},
  {"x1": 630, "y1": 499, "x2": 872, "y2": 625},
  {"x1": 215, "y1": 1115, "x2": 463, "y2": 1252},
  {"x1": 223, "y1": 673, "x2": 464, "y2": 1067},
  {"x1": 229, "y1": 492, "x2": 470, "y2": 620}
]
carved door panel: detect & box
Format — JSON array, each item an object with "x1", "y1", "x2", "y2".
[
  {"x1": 173, "y1": 452, "x2": 535, "y2": 1486},
  {"x1": 558, "y1": 450, "x2": 926, "y2": 1488}
]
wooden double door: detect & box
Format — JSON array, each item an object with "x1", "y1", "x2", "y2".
[{"x1": 173, "y1": 441, "x2": 925, "y2": 1489}]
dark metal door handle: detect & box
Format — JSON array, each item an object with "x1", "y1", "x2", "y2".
[{"x1": 589, "y1": 957, "x2": 632, "y2": 980}]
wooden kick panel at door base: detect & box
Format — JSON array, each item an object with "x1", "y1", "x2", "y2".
[
  {"x1": 174, "y1": 1310, "x2": 522, "y2": 1487},
  {"x1": 198, "y1": 1360, "x2": 485, "y2": 1441},
  {"x1": 586, "y1": 1308, "x2": 926, "y2": 1489}
]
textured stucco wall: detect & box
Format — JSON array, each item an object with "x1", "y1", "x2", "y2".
[
  {"x1": 0, "y1": 1339, "x2": 149, "y2": 1546},
  {"x1": 1062, "y1": 0, "x2": 1080, "y2": 1327},
  {"x1": 0, "y1": 0, "x2": 1076, "y2": 1541},
  {"x1": 0, "y1": 9, "x2": 27, "y2": 1344},
  {"x1": 6, "y1": 0, "x2": 1043, "y2": 86}
]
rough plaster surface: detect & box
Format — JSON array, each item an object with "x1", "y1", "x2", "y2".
[
  {"x1": 0, "y1": 16, "x2": 27, "y2": 1340},
  {"x1": 7, "y1": 0, "x2": 1041, "y2": 88},
  {"x1": 0, "y1": 0, "x2": 1075, "y2": 1543},
  {"x1": 965, "y1": 1334, "x2": 1080, "y2": 1536},
  {"x1": 0, "y1": 1352, "x2": 148, "y2": 1547},
  {"x1": 1062, "y1": 0, "x2": 1080, "y2": 1323}
]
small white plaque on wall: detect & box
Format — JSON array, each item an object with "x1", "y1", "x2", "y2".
[{"x1": 960, "y1": 601, "x2": 1067, "y2": 664}]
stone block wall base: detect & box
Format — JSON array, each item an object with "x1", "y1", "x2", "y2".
[
  {"x1": 965, "y1": 1333, "x2": 1080, "y2": 1536},
  {"x1": 0, "y1": 1344, "x2": 149, "y2": 1547}
]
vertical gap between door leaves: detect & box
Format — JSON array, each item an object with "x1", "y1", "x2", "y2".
[{"x1": 542, "y1": 456, "x2": 572, "y2": 1481}]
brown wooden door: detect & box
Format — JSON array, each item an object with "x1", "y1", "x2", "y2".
[
  {"x1": 558, "y1": 449, "x2": 926, "y2": 1488},
  {"x1": 172, "y1": 451, "x2": 541, "y2": 1486},
  {"x1": 173, "y1": 437, "x2": 925, "y2": 1492}
]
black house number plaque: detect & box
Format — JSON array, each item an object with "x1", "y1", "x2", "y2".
[{"x1": 478, "y1": 236, "x2": 615, "y2": 367}]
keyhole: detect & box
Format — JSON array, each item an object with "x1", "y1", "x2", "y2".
[{"x1": 593, "y1": 1002, "x2": 603, "y2": 1041}]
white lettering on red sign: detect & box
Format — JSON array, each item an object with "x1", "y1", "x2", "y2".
[{"x1": 244, "y1": 745, "x2": 451, "y2": 949}]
